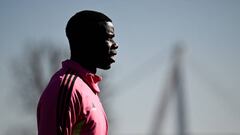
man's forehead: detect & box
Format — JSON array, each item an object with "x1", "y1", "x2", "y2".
[
  {"x1": 98, "y1": 21, "x2": 114, "y2": 33},
  {"x1": 105, "y1": 21, "x2": 114, "y2": 28}
]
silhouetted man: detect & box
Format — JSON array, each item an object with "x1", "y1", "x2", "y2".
[{"x1": 37, "y1": 10, "x2": 118, "y2": 135}]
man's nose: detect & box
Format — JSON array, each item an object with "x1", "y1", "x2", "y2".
[{"x1": 111, "y1": 42, "x2": 118, "y2": 49}]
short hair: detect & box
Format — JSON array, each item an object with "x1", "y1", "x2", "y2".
[{"x1": 66, "y1": 10, "x2": 112, "y2": 51}]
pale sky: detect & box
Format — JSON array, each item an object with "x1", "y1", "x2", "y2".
[{"x1": 0, "y1": 0, "x2": 240, "y2": 134}]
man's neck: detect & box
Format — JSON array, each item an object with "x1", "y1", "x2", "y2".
[{"x1": 70, "y1": 57, "x2": 97, "y2": 74}]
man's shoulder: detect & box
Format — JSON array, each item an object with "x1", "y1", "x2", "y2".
[{"x1": 71, "y1": 75, "x2": 90, "y2": 92}]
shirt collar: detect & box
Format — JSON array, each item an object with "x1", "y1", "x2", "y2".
[{"x1": 62, "y1": 59, "x2": 102, "y2": 93}]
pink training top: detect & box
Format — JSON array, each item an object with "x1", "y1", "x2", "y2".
[{"x1": 37, "y1": 60, "x2": 108, "y2": 135}]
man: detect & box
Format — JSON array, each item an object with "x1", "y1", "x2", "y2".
[{"x1": 37, "y1": 10, "x2": 118, "y2": 135}]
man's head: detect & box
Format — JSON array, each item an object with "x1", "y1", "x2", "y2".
[{"x1": 66, "y1": 10, "x2": 118, "y2": 71}]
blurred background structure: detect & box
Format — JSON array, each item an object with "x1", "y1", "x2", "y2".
[{"x1": 1, "y1": 0, "x2": 240, "y2": 135}]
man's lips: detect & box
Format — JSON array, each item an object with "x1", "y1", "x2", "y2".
[
  {"x1": 109, "y1": 50, "x2": 117, "y2": 56},
  {"x1": 109, "y1": 50, "x2": 117, "y2": 62}
]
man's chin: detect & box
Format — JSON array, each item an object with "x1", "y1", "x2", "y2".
[
  {"x1": 97, "y1": 62, "x2": 113, "y2": 70},
  {"x1": 98, "y1": 64, "x2": 111, "y2": 70},
  {"x1": 97, "y1": 58, "x2": 115, "y2": 70}
]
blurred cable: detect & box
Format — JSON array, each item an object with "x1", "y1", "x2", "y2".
[
  {"x1": 103, "y1": 48, "x2": 168, "y2": 99},
  {"x1": 189, "y1": 56, "x2": 240, "y2": 115}
]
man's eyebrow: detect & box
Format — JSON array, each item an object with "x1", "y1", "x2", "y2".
[
  {"x1": 106, "y1": 33, "x2": 114, "y2": 38},
  {"x1": 109, "y1": 34, "x2": 115, "y2": 38}
]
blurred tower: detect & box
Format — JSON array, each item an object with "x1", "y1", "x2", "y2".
[
  {"x1": 151, "y1": 43, "x2": 187, "y2": 135},
  {"x1": 173, "y1": 44, "x2": 187, "y2": 135}
]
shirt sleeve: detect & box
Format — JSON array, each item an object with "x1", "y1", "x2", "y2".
[{"x1": 63, "y1": 87, "x2": 83, "y2": 135}]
